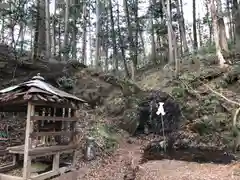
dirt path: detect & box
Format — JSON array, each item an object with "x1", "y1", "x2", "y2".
[
  {"x1": 78, "y1": 139, "x2": 142, "y2": 180},
  {"x1": 54, "y1": 138, "x2": 240, "y2": 180},
  {"x1": 78, "y1": 140, "x2": 240, "y2": 180}
]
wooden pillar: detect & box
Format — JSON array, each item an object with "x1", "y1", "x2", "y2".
[
  {"x1": 61, "y1": 108, "x2": 65, "y2": 144},
  {"x1": 72, "y1": 109, "x2": 77, "y2": 167},
  {"x1": 23, "y1": 102, "x2": 35, "y2": 179},
  {"x1": 53, "y1": 152, "x2": 60, "y2": 171}
]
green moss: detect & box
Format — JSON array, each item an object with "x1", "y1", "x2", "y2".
[
  {"x1": 172, "y1": 87, "x2": 186, "y2": 98},
  {"x1": 90, "y1": 124, "x2": 119, "y2": 153},
  {"x1": 192, "y1": 117, "x2": 212, "y2": 135}
]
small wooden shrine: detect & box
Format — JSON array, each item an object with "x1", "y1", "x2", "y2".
[{"x1": 0, "y1": 74, "x2": 86, "y2": 180}]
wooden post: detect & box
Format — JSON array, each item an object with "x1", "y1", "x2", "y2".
[
  {"x1": 72, "y1": 109, "x2": 77, "y2": 167},
  {"x1": 23, "y1": 102, "x2": 35, "y2": 179},
  {"x1": 53, "y1": 152, "x2": 60, "y2": 171},
  {"x1": 61, "y1": 108, "x2": 65, "y2": 144}
]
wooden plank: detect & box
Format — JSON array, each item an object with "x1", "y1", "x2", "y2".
[
  {"x1": 0, "y1": 163, "x2": 17, "y2": 173},
  {"x1": 30, "y1": 131, "x2": 74, "y2": 138},
  {"x1": 7, "y1": 145, "x2": 23, "y2": 152},
  {"x1": 31, "y1": 150, "x2": 74, "y2": 158},
  {"x1": 30, "y1": 101, "x2": 79, "y2": 110},
  {"x1": 0, "y1": 154, "x2": 18, "y2": 173},
  {"x1": 23, "y1": 103, "x2": 34, "y2": 179},
  {"x1": 31, "y1": 167, "x2": 70, "y2": 180},
  {"x1": 31, "y1": 116, "x2": 78, "y2": 122},
  {"x1": 0, "y1": 173, "x2": 23, "y2": 180},
  {"x1": 8, "y1": 145, "x2": 77, "y2": 157},
  {"x1": 0, "y1": 149, "x2": 7, "y2": 155}
]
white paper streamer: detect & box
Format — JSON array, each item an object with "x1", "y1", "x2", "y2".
[{"x1": 156, "y1": 102, "x2": 165, "y2": 116}]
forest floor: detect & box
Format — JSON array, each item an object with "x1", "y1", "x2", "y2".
[{"x1": 53, "y1": 137, "x2": 240, "y2": 180}]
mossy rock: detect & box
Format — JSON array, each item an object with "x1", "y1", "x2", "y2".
[{"x1": 119, "y1": 109, "x2": 140, "y2": 134}]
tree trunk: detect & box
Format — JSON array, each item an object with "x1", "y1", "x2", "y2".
[
  {"x1": 109, "y1": 0, "x2": 119, "y2": 71},
  {"x1": 123, "y1": 0, "x2": 136, "y2": 80},
  {"x1": 104, "y1": 3, "x2": 109, "y2": 72},
  {"x1": 192, "y1": 0, "x2": 198, "y2": 52},
  {"x1": 116, "y1": 1, "x2": 130, "y2": 77},
  {"x1": 161, "y1": 0, "x2": 178, "y2": 75},
  {"x1": 19, "y1": 22, "x2": 24, "y2": 54},
  {"x1": 32, "y1": 0, "x2": 40, "y2": 63},
  {"x1": 58, "y1": 14, "x2": 61, "y2": 59},
  {"x1": 211, "y1": 0, "x2": 227, "y2": 67},
  {"x1": 133, "y1": 0, "x2": 139, "y2": 70},
  {"x1": 37, "y1": 0, "x2": 46, "y2": 57},
  {"x1": 218, "y1": 18, "x2": 229, "y2": 53},
  {"x1": 45, "y1": 0, "x2": 51, "y2": 58},
  {"x1": 81, "y1": 1, "x2": 87, "y2": 64},
  {"x1": 150, "y1": 0, "x2": 156, "y2": 64},
  {"x1": 176, "y1": 0, "x2": 188, "y2": 54},
  {"x1": 205, "y1": 1, "x2": 213, "y2": 44},
  {"x1": 71, "y1": 4, "x2": 77, "y2": 60},
  {"x1": 52, "y1": 0, "x2": 57, "y2": 56},
  {"x1": 95, "y1": 0, "x2": 101, "y2": 69},
  {"x1": 232, "y1": 0, "x2": 240, "y2": 52},
  {"x1": 1, "y1": 16, "x2": 5, "y2": 43},
  {"x1": 226, "y1": 0, "x2": 233, "y2": 40},
  {"x1": 30, "y1": 25, "x2": 33, "y2": 53},
  {"x1": 166, "y1": 0, "x2": 174, "y2": 63},
  {"x1": 63, "y1": 0, "x2": 70, "y2": 61},
  {"x1": 197, "y1": 16, "x2": 203, "y2": 47},
  {"x1": 140, "y1": 31, "x2": 146, "y2": 59},
  {"x1": 216, "y1": 0, "x2": 229, "y2": 54}
]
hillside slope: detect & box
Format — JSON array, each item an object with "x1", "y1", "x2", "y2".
[{"x1": 1, "y1": 45, "x2": 240, "y2": 179}]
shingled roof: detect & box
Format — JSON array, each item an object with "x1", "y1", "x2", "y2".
[{"x1": 0, "y1": 73, "x2": 85, "y2": 111}]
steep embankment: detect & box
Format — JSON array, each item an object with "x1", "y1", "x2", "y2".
[
  {"x1": 1, "y1": 44, "x2": 240, "y2": 154},
  {"x1": 71, "y1": 57, "x2": 240, "y2": 180},
  {"x1": 137, "y1": 56, "x2": 240, "y2": 157}
]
